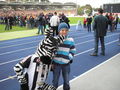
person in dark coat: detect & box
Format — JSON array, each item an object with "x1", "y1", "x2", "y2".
[
  {"x1": 9, "y1": 15, "x2": 14, "y2": 30},
  {"x1": 86, "y1": 15, "x2": 92, "y2": 32},
  {"x1": 90, "y1": 8, "x2": 108, "y2": 56},
  {"x1": 114, "y1": 14, "x2": 119, "y2": 30},
  {"x1": 4, "y1": 15, "x2": 10, "y2": 30},
  {"x1": 61, "y1": 13, "x2": 70, "y2": 29},
  {"x1": 37, "y1": 13, "x2": 44, "y2": 34}
]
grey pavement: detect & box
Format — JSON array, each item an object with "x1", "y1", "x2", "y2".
[{"x1": 58, "y1": 53, "x2": 120, "y2": 90}]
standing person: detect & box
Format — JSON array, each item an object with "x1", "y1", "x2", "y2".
[
  {"x1": 9, "y1": 14, "x2": 14, "y2": 30},
  {"x1": 105, "y1": 13, "x2": 109, "y2": 31},
  {"x1": 61, "y1": 13, "x2": 70, "y2": 29},
  {"x1": 29, "y1": 15, "x2": 34, "y2": 29},
  {"x1": 90, "y1": 8, "x2": 108, "y2": 56},
  {"x1": 52, "y1": 23, "x2": 76, "y2": 90},
  {"x1": 76, "y1": 20, "x2": 82, "y2": 30},
  {"x1": 4, "y1": 15, "x2": 10, "y2": 30},
  {"x1": 108, "y1": 13, "x2": 114, "y2": 32},
  {"x1": 37, "y1": 13, "x2": 44, "y2": 34},
  {"x1": 50, "y1": 12, "x2": 60, "y2": 36},
  {"x1": 83, "y1": 17, "x2": 87, "y2": 29},
  {"x1": 86, "y1": 15, "x2": 92, "y2": 32},
  {"x1": 114, "y1": 14, "x2": 119, "y2": 30}
]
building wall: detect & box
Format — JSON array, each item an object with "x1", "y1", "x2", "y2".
[
  {"x1": 103, "y1": 3, "x2": 120, "y2": 13},
  {"x1": 5, "y1": 0, "x2": 16, "y2": 2}
]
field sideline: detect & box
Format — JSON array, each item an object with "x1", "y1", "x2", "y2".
[
  {"x1": 0, "y1": 17, "x2": 84, "y2": 41},
  {"x1": 0, "y1": 25, "x2": 120, "y2": 90},
  {"x1": 0, "y1": 17, "x2": 84, "y2": 33}
]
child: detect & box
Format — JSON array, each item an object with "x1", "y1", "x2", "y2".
[{"x1": 52, "y1": 23, "x2": 76, "y2": 90}]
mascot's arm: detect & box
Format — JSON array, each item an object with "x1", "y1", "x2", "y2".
[{"x1": 13, "y1": 55, "x2": 31, "y2": 84}]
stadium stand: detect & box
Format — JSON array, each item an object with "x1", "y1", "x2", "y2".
[{"x1": 103, "y1": 3, "x2": 120, "y2": 13}]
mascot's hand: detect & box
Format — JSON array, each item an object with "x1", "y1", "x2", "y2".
[
  {"x1": 17, "y1": 74, "x2": 27, "y2": 84},
  {"x1": 40, "y1": 56, "x2": 52, "y2": 65}
]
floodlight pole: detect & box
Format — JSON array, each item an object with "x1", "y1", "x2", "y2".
[
  {"x1": 76, "y1": 0, "x2": 78, "y2": 16},
  {"x1": 111, "y1": 6, "x2": 113, "y2": 13}
]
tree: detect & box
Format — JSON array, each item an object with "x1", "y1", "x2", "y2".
[
  {"x1": 77, "y1": 6, "x2": 84, "y2": 15},
  {"x1": 41, "y1": 0, "x2": 49, "y2": 2},
  {"x1": 85, "y1": 4, "x2": 92, "y2": 15},
  {"x1": 77, "y1": 4, "x2": 92, "y2": 16}
]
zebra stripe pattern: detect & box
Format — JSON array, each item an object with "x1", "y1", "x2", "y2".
[
  {"x1": 38, "y1": 83, "x2": 56, "y2": 90},
  {"x1": 36, "y1": 35, "x2": 66, "y2": 59}
]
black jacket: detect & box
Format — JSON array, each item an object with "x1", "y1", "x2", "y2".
[{"x1": 93, "y1": 15, "x2": 108, "y2": 37}]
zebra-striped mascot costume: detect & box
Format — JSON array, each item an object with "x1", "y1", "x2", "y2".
[{"x1": 14, "y1": 29, "x2": 66, "y2": 90}]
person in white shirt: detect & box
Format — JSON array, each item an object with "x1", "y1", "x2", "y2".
[{"x1": 50, "y1": 12, "x2": 60, "y2": 36}]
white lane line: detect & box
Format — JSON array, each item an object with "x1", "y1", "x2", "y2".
[
  {"x1": 0, "y1": 46, "x2": 37, "y2": 56},
  {"x1": 0, "y1": 39, "x2": 93, "y2": 65},
  {"x1": 0, "y1": 32, "x2": 86, "y2": 45},
  {"x1": 75, "y1": 39, "x2": 118, "y2": 56},
  {"x1": 0, "y1": 40, "x2": 39, "y2": 49},
  {"x1": 0, "y1": 38, "x2": 92, "y2": 65},
  {"x1": 0, "y1": 32, "x2": 117, "y2": 49},
  {"x1": 75, "y1": 32, "x2": 119, "y2": 46},
  {"x1": 0, "y1": 33, "x2": 118, "y2": 56},
  {"x1": 0, "y1": 39, "x2": 118, "y2": 66},
  {"x1": 74, "y1": 34, "x2": 93, "y2": 39},
  {"x1": 0, "y1": 36, "x2": 41, "y2": 44},
  {"x1": 0, "y1": 75, "x2": 17, "y2": 83},
  {"x1": 0, "y1": 39, "x2": 118, "y2": 83},
  {"x1": 58, "y1": 53, "x2": 120, "y2": 89},
  {"x1": 0, "y1": 25, "x2": 77, "y2": 45},
  {"x1": 0, "y1": 57, "x2": 23, "y2": 66},
  {"x1": 0, "y1": 34, "x2": 92, "y2": 49},
  {"x1": 69, "y1": 32, "x2": 87, "y2": 36}
]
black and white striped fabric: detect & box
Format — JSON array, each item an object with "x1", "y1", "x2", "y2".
[
  {"x1": 44, "y1": 28, "x2": 53, "y2": 37},
  {"x1": 37, "y1": 83, "x2": 56, "y2": 90},
  {"x1": 14, "y1": 54, "x2": 56, "y2": 90},
  {"x1": 14, "y1": 29, "x2": 65, "y2": 90},
  {"x1": 35, "y1": 34, "x2": 66, "y2": 59}
]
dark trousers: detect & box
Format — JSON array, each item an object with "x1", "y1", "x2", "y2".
[
  {"x1": 94, "y1": 36, "x2": 105, "y2": 54},
  {"x1": 87, "y1": 24, "x2": 91, "y2": 32},
  {"x1": 115, "y1": 23, "x2": 118, "y2": 29},
  {"x1": 5, "y1": 24, "x2": 10, "y2": 30},
  {"x1": 10, "y1": 24, "x2": 12, "y2": 29},
  {"x1": 51, "y1": 26, "x2": 58, "y2": 36},
  {"x1": 52, "y1": 64, "x2": 70, "y2": 90}
]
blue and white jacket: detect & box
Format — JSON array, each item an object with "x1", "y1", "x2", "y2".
[{"x1": 53, "y1": 37, "x2": 76, "y2": 64}]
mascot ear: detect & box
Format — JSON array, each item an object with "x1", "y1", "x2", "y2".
[{"x1": 40, "y1": 56, "x2": 52, "y2": 65}]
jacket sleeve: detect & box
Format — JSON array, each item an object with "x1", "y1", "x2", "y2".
[
  {"x1": 13, "y1": 55, "x2": 31, "y2": 76},
  {"x1": 13, "y1": 55, "x2": 32, "y2": 84},
  {"x1": 92, "y1": 16, "x2": 97, "y2": 31},
  {"x1": 69, "y1": 38, "x2": 76, "y2": 60},
  {"x1": 106, "y1": 17, "x2": 109, "y2": 30}
]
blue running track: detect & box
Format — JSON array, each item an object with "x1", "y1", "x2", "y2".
[{"x1": 0, "y1": 25, "x2": 120, "y2": 90}]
